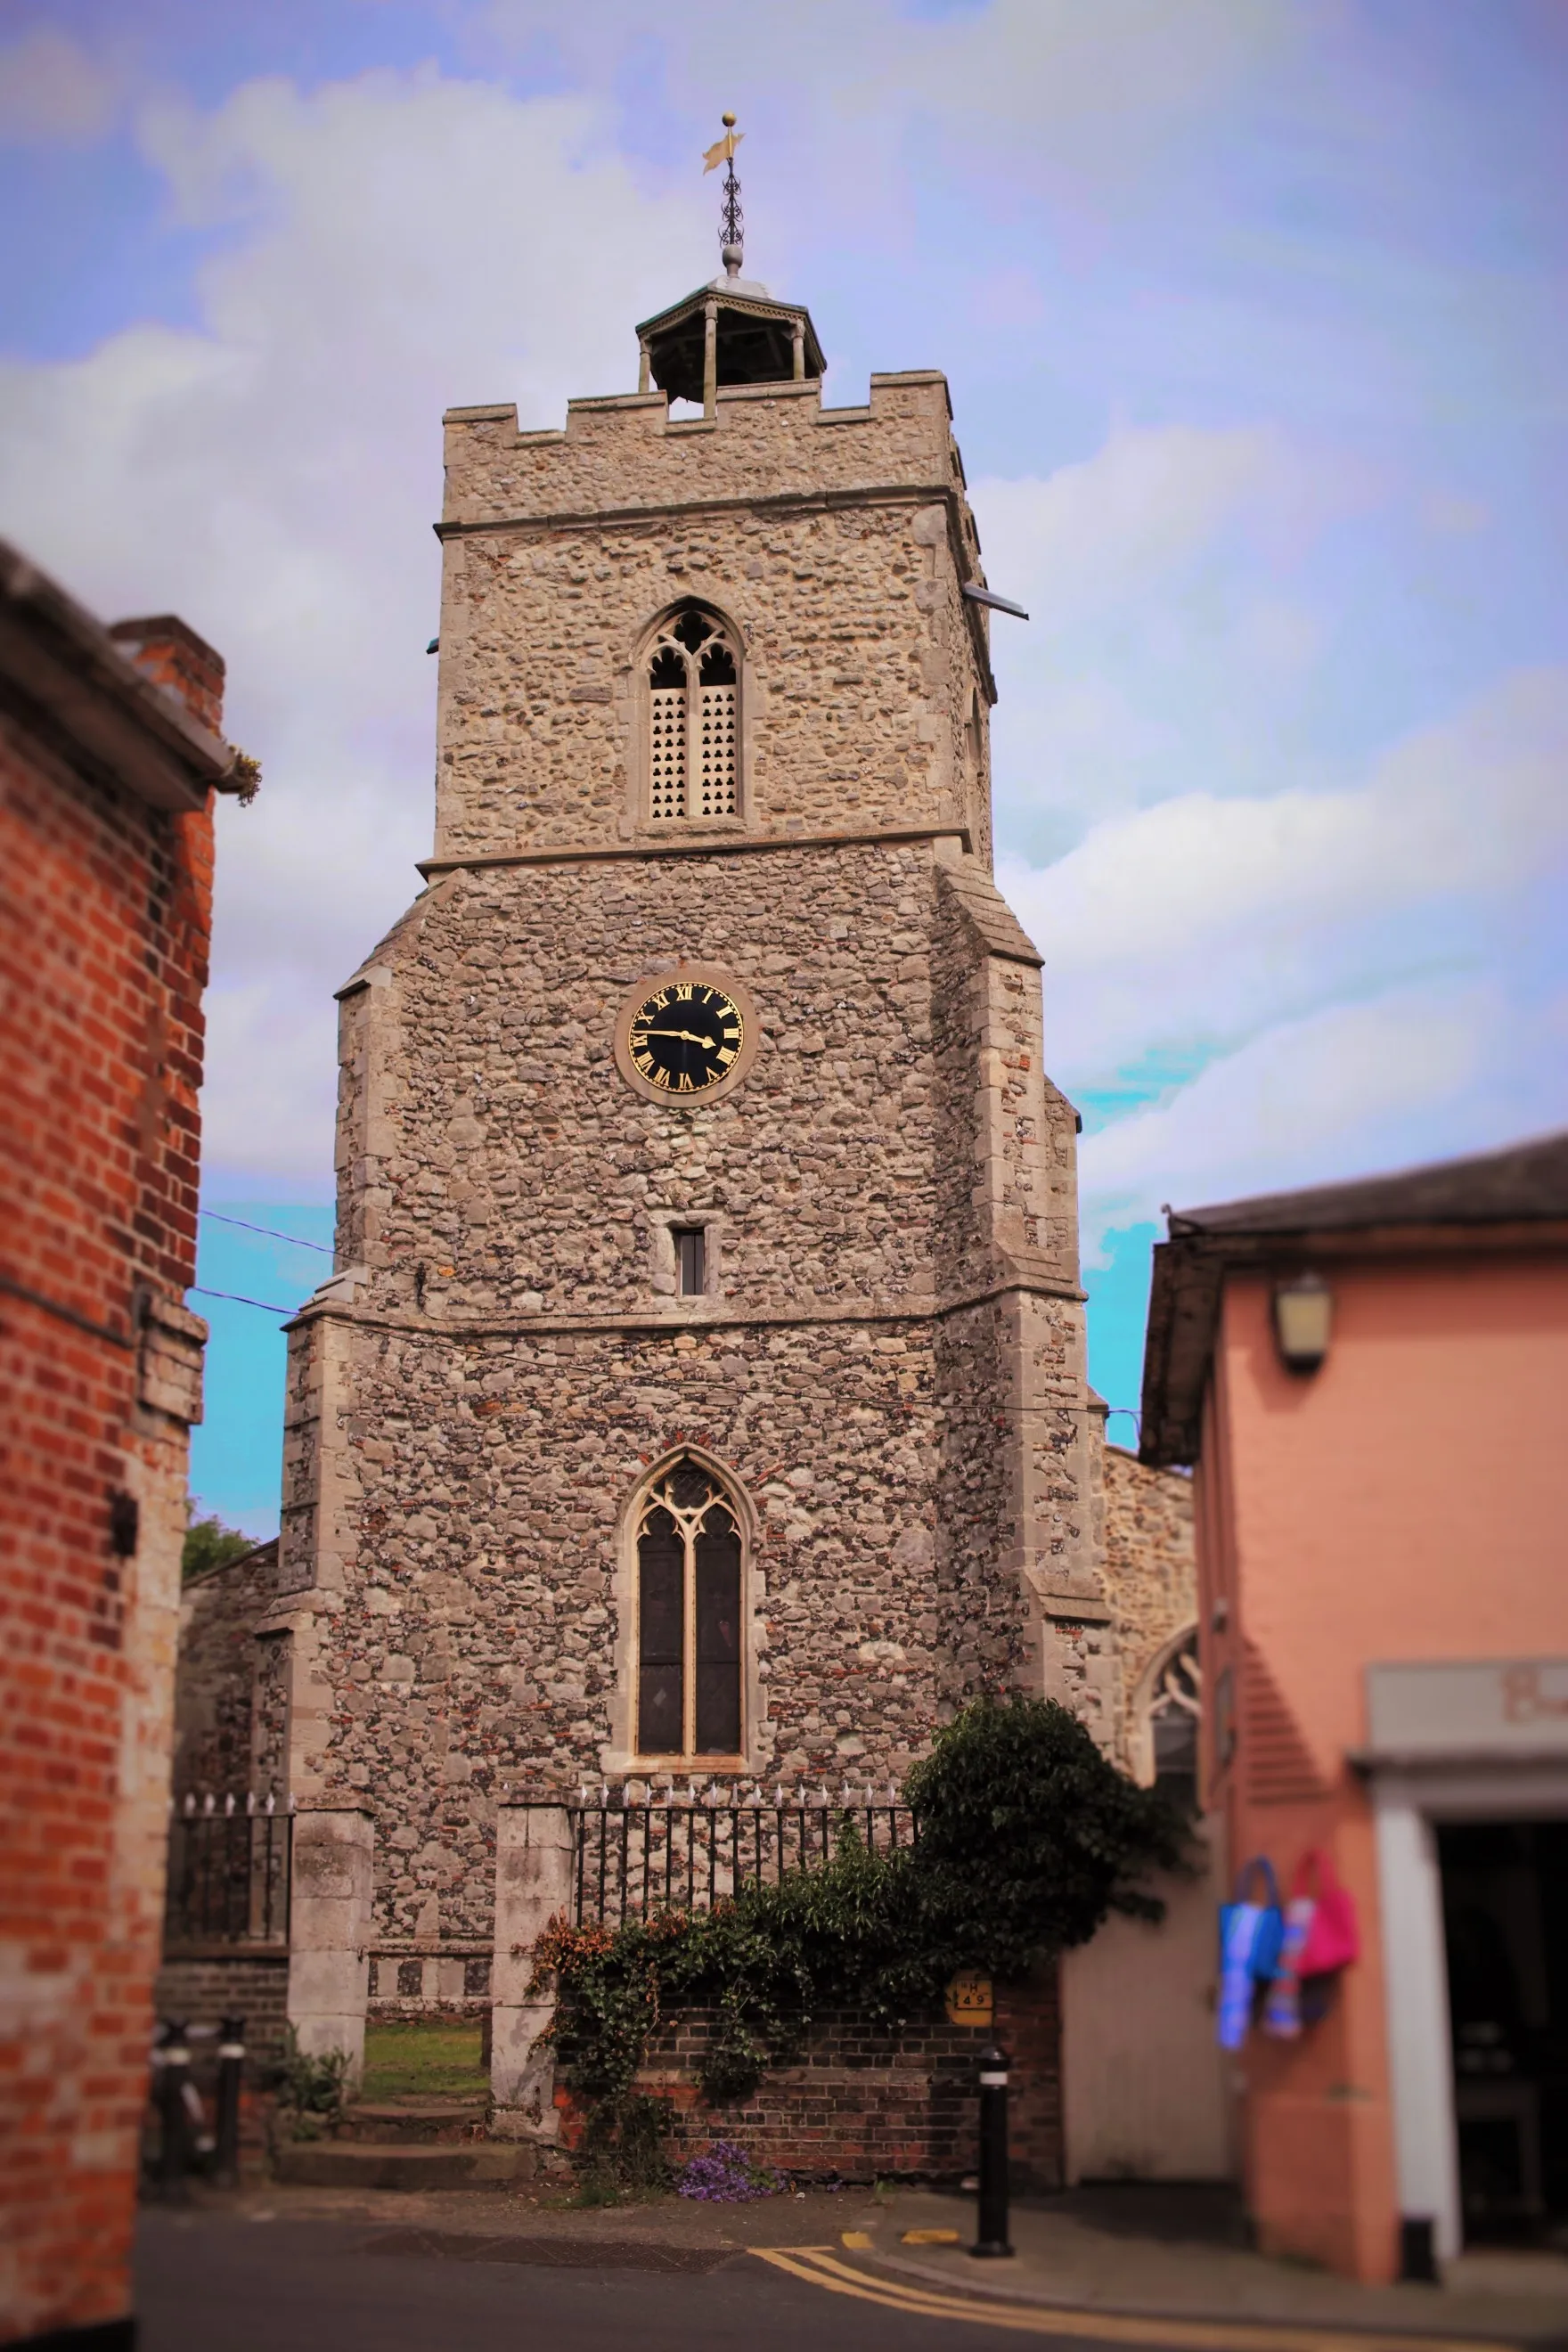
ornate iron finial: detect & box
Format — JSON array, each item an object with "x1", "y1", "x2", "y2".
[{"x1": 703, "y1": 110, "x2": 745, "y2": 277}]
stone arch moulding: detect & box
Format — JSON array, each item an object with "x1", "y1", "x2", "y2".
[
  {"x1": 628, "y1": 594, "x2": 749, "y2": 835},
  {"x1": 1127, "y1": 1621, "x2": 1201, "y2": 1792},
  {"x1": 600, "y1": 1443, "x2": 767, "y2": 1781}
]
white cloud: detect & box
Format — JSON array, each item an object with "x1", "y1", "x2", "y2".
[
  {"x1": 961, "y1": 416, "x2": 1566, "y2": 1247},
  {"x1": 0, "y1": 28, "x2": 118, "y2": 145},
  {"x1": 2, "y1": 45, "x2": 1560, "y2": 1252},
  {"x1": 976, "y1": 425, "x2": 1290, "y2": 628},
  {"x1": 1002, "y1": 663, "x2": 1568, "y2": 1080},
  {"x1": 1076, "y1": 975, "x2": 1565, "y2": 1249},
  {"x1": 0, "y1": 66, "x2": 707, "y2": 1190},
  {"x1": 483, "y1": 0, "x2": 1293, "y2": 230},
  {"x1": 989, "y1": 662, "x2": 1568, "y2": 1250},
  {"x1": 968, "y1": 424, "x2": 1374, "y2": 843}
]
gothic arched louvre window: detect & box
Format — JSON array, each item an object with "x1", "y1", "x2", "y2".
[
  {"x1": 646, "y1": 606, "x2": 739, "y2": 823},
  {"x1": 1147, "y1": 1630, "x2": 1201, "y2": 1814},
  {"x1": 634, "y1": 1457, "x2": 743, "y2": 1757}
]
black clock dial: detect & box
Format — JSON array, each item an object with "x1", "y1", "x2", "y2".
[{"x1": 627, "y1": 981, "x2": 743, "y2": 1094}]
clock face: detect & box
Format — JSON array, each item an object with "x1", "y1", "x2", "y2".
[{"x1": 626, "y1": 979, "x2": 744, "y2": 1095}]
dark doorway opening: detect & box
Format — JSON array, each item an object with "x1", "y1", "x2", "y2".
[{"x1": 1439, "y1": 1819, "x2": 1568, "y2": 2245}]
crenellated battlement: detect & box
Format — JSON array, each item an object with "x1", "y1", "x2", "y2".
[{"x1": 441, "y1": 371, "x2": 967, "y2": 533}]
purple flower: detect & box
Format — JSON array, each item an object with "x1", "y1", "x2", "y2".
[{"x1": 676, "y1": 2141, "x2": 784, "y2": 2203}]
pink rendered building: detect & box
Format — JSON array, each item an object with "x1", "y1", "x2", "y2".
[{"x1": 1140, "y1": 1131, "x2": 1568, "y2": 2282}]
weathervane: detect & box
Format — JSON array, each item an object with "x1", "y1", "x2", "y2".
[{"x1": 702, "y1": 111, "x2": 745, "y2": 278}]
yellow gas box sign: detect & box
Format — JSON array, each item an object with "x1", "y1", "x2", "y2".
[{"x1": 944, "y1": 1970, "x2": 994, "y2": 2027}]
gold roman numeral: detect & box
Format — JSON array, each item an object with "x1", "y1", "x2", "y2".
[
  {"x1": 716, "y1": 1046, "x2": 736, "y2": 1066},
  {"x1": 674, "y1": 982, "x2": 693, "y2": 1001},
  {"x1": 633, "y1": 1051, "x2": 655, "y2": 1076},
  {"x1": 676, "y1": 1071, "x2": 695, "y2": 1090}
]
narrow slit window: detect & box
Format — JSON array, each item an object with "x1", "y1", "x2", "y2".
[
  {"x1": 674, "y1": 1226, "x2": 706, "y2": 1296},
  {"x1": 634, "y1": 1458, "x2": 744, "y2": 1758}
]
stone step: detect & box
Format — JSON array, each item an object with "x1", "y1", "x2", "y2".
[
  {"x1": 337, "y1": 2100, "x2": 489, "y2": 2145},
  {"x1": 274, "y1": 2141, "x2": 533, "y2": 2191}
]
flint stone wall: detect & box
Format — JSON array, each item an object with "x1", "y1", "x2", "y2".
[
  {"x1": 277, "y1": 832, "x2": 1098, "y2": 1948},
  {"x1": 266, "y1": 338, "x2": 1118, "y2": 1978},
  {"x1": 1103, "y1": 1446, "x2": 1196, "y2": 1758},
  {"x1": 173, "y1": 1539, "x2": 282, "y2": 1793},
  {"x1": 435, "y1": 374, "x2": 992, "y2": 866}
]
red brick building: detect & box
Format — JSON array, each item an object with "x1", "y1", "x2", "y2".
[{"x1": 0, "y1": 543, "x2": 248, "y2": 2348}]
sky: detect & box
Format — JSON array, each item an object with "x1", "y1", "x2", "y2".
[{"x1": 4, "y1": 0, "x2": 1565, "y2": 1535}]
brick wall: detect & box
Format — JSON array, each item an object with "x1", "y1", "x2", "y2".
[
  {"x1": 1, "y1": 563, "x2": 228, "y2": 2344},
  {"x1": 153, "y1": 1954, "x2": 292, "y2": 2072},
  {"x1": 554, "y1": 1969, "x2": 1061, "y2": 2188}
]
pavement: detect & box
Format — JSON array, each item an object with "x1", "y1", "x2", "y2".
[{"x1": 135, "y1": 2176, "x2": 1568, "y2": 2351}]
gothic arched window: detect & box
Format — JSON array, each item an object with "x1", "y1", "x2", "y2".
[
  {"x1": 645, "y1": 606, "x2": 739, "y2": 823},
  {"x1": 634, "y1": 1456, "x2": 744, "y2": 1756},
  {"x1": 1146, "y1": 1629, "x2": 1201, "y2": 1813}
]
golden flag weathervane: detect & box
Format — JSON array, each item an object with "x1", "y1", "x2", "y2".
[
  {"x1": 703, "y1": 112, "x2": 745, "y2": 277},
  {"x1": 702, "y1": 112, "x2": 743, "y2": 173}
]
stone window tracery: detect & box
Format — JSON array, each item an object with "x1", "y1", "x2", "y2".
[
  {"x1": 645, "y1": 607, "x2": 739, "y2": 823},
  {"x1": 634, "y1": 1457, "x2": 743, "y2": 1757},
  {"x1": 1146, "y1": 1629, "x2": 1201, "y2": 1810}
]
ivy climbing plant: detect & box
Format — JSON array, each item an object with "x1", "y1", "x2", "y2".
[{"x1": 531, "y1": 1696, "x2": 1188, "y2": 2146}]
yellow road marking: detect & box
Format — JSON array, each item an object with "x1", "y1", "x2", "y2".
[
  {"x1": 902, "y1": 2229, "x2": 962, "y2": 2245},
  {"x1": 750, "y1": 2248, "x2": 1516, "y2": 2352},
  {"x1": 842, "y1": 2232, "x2": 873, "y2": 2250}
]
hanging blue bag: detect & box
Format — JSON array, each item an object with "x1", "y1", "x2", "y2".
[{"x1": 1215, "y1": 1857, "x2": 1285, "y2": 2050}]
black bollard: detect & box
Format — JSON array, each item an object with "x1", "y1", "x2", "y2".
[
  {"x1": 155, "y1": 2020, "x2": 192, "y2": 2199},
  {"x1": 215, "y1": 2016, "x2": 246, "y2": 2186},
  {"x1": 970, "y1": 2038, "x2": 1014, "y2": 2258}
]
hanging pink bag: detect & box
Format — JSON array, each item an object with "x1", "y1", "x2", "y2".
[{"x1": 1294, "y1": 1850, "x2": 1360, "y2": 1976}]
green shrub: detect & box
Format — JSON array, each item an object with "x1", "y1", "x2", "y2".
[
  {"x1": 181, "y1": 1506, "x2": 257, "y2": 1583},
  {"x1": 274, "y1": 2030, "x2": 351, "y2": 2139},
  {"x1": 537, "y1": 1697, "x2": 1188, "y2": 2119}
]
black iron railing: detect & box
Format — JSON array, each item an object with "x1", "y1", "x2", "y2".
[
  {"x1": 563, "y1": 1794, "x2": 918, "y2": 1928},
  {"x1": 163, "y1": 1793, "x2": 292, "y2": 1947}
]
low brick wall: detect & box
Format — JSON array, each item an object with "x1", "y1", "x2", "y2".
[
  {"x1": 154, "y1": 1948, "x2": 291, "y2": 2074},
  {"x1": 555, "y1": 1968, "x2": 1060, "y2": 2187}
]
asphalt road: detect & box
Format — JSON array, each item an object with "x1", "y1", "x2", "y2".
[{"x1": 135, "y1": 2211, "x2": 1107, "y2": 2352}]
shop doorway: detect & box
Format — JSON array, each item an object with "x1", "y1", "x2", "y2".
[{"x1": 1439, "y1": 1820, "x2": 1568, "y2": 2244}]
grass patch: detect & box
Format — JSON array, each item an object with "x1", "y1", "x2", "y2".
[{"x1": 362, "y1": 2020, "x2": 488, "y2": 2101}]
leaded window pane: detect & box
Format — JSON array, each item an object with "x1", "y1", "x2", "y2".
[
  {"x1": 694, "y1": 1507, "x2": 741, "y2": 1753},
  {"x1": 637, "y1": 1507, "x2": 684, "y2": 1753},
  {"x1": 633, "y1": 1464, "x2": 745, "y2": 1760}
]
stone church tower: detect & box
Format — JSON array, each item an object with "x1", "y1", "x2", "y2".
[{"x1": 266, "y1": 244, "x2": 1115, "y2": 1956}]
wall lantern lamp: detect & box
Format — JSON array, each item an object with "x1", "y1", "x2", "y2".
[{"x1": 1272, "y1": 1270, "x2": 1333, "y2": 1375}]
